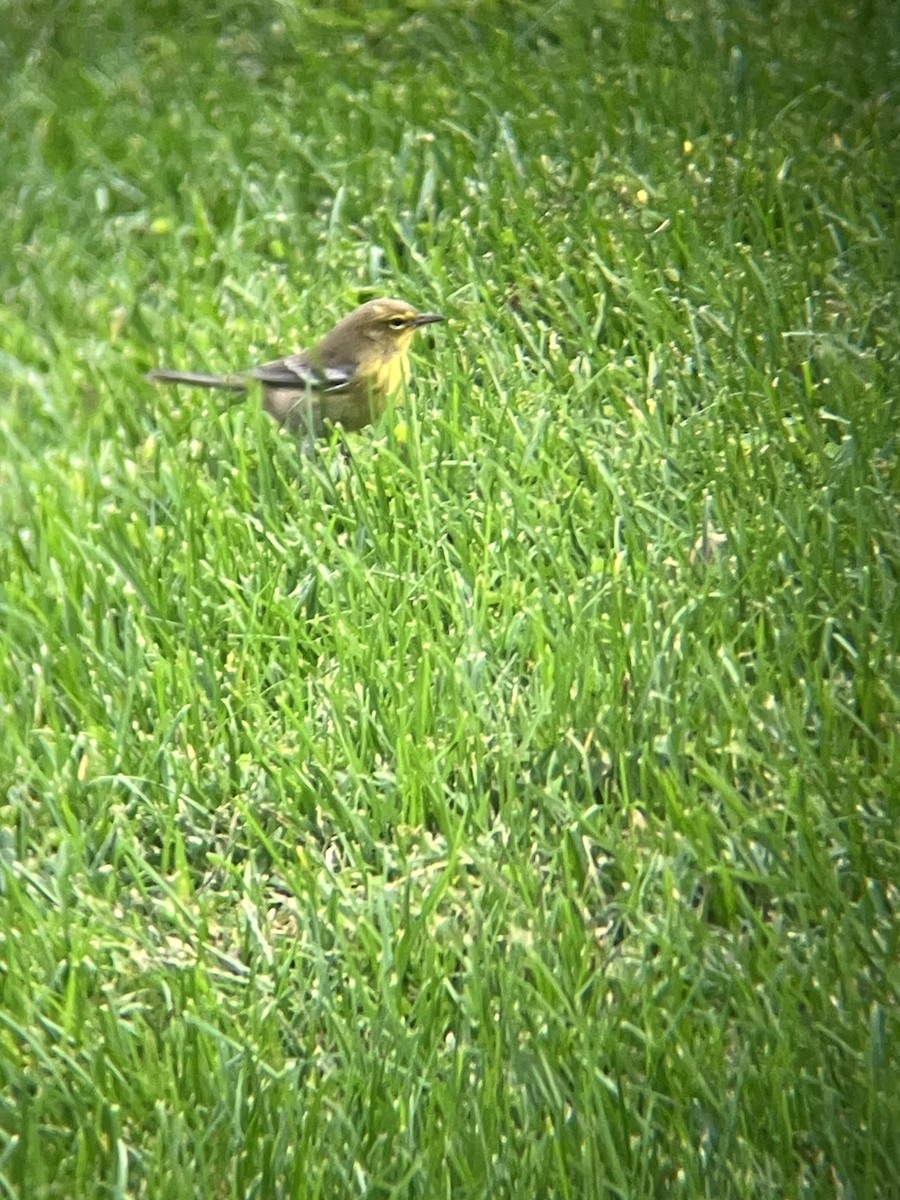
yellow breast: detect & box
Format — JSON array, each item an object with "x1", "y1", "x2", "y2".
[{"x1": 373, "y1": 351, "x2": 411, "y2": 411}]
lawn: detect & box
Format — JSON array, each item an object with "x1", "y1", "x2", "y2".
[{"x1": 1, "y1": 1, "x2": 898, "y2": 1197}]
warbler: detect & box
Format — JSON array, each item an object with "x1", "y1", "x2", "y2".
[{"x1": 147, "y1": 297, "x2": 444, "y2": 437}]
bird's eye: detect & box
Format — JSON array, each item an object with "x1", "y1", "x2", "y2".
[{"x1": 388, "y1": 317, "x2": 409, "y2": 330}]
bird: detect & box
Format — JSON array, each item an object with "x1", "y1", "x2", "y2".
[{"x1": 147, "y1": 297, "x2": 444, "y2": 438}]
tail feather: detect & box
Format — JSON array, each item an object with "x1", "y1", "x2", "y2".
[{"x1": 147, "y1": 369, "x2": 247, "y2": 393}]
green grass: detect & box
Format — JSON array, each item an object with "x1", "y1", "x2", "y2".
[{"x1": 1, "y1": 1, "x2": 898, "y2": 1197}]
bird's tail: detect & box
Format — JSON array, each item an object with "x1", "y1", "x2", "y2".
[{"x1": 146, "y1": 369, "x2": 247, "y2": 392}]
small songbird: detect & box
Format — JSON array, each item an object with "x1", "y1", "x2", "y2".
[{"x1": 147, "y1": 297, "x2": 444, "y2": 437}]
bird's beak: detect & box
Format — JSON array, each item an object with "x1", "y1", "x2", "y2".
[{"x1": 413, "y1": 312, "x2": 445, "y2": 328}]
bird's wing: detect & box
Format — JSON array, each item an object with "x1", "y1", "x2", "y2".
[{"x1": 251, "y1": 354, "x2": 356, "y2": 393}]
